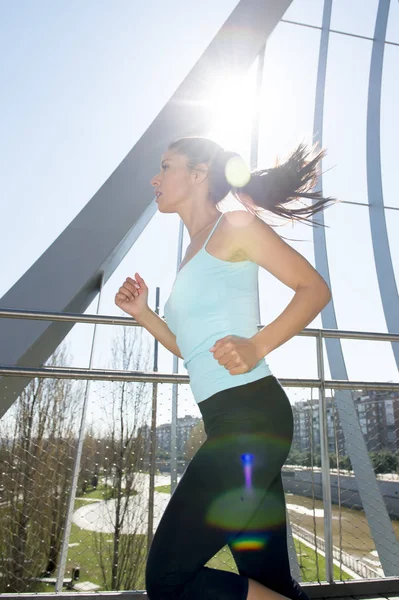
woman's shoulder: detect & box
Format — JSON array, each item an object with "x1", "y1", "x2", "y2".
[
  {"x1": 220, "y1": 210, "x2": 269, "y2": 241},
  {"x1": 218, "y1": 210, "x2": 262, "y2": 262},
  {"x1": 219, "y1": 210, "x2": 279, "y2": 263},
  {"x1": 220, "y1": 209, "x2": 253, "y2": 227}
]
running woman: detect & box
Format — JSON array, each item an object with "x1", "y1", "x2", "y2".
[{"x1": 115, "y1": 137, "x2": 334, "y2": 600}]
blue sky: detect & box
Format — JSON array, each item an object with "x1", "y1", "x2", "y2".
[{"x1": 0, "y1": 0, "x2": 398, "y2": 424}]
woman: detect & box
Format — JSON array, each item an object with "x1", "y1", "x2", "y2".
[{"x1": 115, "y1": 137, "x2": 334, "y2": 600}]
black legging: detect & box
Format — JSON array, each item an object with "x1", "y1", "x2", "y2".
[{"x1": 146, "y1": 375, "x2": 311, "y2": 600}]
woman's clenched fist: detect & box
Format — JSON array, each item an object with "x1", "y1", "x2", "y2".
[{"x1": 115, "y1": 273, "x2": 149, "y2": 319}]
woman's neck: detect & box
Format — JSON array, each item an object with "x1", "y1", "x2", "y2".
[{"x1": 181, "y1": 211, "x2": 221, "y2": 241}]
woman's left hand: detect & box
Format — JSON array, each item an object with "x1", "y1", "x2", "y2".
[{"x1": 209, "y1": 335, "x2": 261, "y2": 375}]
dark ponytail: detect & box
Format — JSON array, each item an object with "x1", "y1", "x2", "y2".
[
  {"x1": 239, "y1": 143, "x2": 336, "y2": 226},
  {"x1": 168, "y1": 137, "x2": 336, "y2": 226}
]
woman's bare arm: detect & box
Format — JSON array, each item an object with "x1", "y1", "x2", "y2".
[
  {"x1": 138, "y1": 307, "x2": 183, "y2": 359},
  {"x1": 115, "y1": 274, "x2": 183, "y2": 360},
  {"x1": 229, "y1": 211, "x2": 332, "y2": 357}
]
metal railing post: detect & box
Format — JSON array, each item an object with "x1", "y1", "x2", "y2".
[
  {"x1": 147, "y1": 287, "x2": 160, "y2": 552},
  {"x1": 170, "y1": 220, "x2": 184, "y2": 495},
  {"x1": 317, "y1": 330, "x2": 334, "y2": 583},
  {"x1": 55, "y1": 274, "x2": 104, "y2": 593}
]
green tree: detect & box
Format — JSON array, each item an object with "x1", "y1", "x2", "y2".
[
  {"x1": 93, "y1": 325, "x2": 151, "y2": 591},
  {"x1": 0, "y1": 345, "x2": 81, "y2": 593},
  {"x1": 184, "y1": 421, "x2": 206, "y2": 461}
]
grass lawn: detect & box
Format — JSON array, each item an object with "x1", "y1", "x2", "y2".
[
  {"x1": 76, "y1": 484, "x2": 137, "y2": 502},
  {"x1": 47, "y1": 523, "x2": 345, "y2": 591},
  {"x1": 35, "y1": 495, "x2": 147, "y2": 593},
  {"x1": 64, "y1": 522, "x2": 148, "y2": 590},
  {"x1": 155, "y1": 485, "x2": 353, "y2": 582},
  {"x1": 154, "y1": 484, "x2": 171, "y2": 494},
  {"x1": 205, "y1": 537, "x2": 349, "y2": 581},
  {"x1": 33, "y1": 488, "x2": 353, "y2": 593},
  {"x1": 294, "y1": 539, "x2": 350, "y2": 581}
]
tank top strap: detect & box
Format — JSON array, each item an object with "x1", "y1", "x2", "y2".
[{"x1": 204, "y1": 213, "x2": 224, "y2": 245}]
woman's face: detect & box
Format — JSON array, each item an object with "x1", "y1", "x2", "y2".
[{"x1": 151, "y1": 150, "x2": 201, "y2": 213}]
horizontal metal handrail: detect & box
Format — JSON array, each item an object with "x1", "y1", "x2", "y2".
[
  {"x1": 0, "y1": 308, "x2": 398, "y2": 342},
  {"x1": 0, "y1": 307, "x2": 140, "y2": 327},
  {"x1": 3, "y1": 578, "x2": 399, "y2": 600},
  {"x1": 0, "y1": 365, "x2": 398, "y2": 391}
]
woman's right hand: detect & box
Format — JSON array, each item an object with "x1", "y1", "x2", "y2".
[{"x1": 115, "y1": 273, "x2": 149, "y2": 319}]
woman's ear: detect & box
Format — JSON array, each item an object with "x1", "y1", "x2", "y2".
[{"x1": 192, "y1": 162, "x2": 209, "y2": 185}]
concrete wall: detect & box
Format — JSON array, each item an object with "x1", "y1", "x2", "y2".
[{"x1": 282, "y1": 468, "x2": 399, "y2": 519}]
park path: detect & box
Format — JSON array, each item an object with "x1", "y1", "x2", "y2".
[{"x1": 73, "y1": 473, "x2": 178, "y2": 534}]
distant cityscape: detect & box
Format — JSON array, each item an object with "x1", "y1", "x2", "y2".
[
  {"x1": 139, "y1": 389, "x2": 399, "y2": 460},
  {"x1": 293, "y1": 389, "x2": 399, "y2": 456},
  {"x1": 138, "y1": 414, "x2": 201, "y2": 458}
]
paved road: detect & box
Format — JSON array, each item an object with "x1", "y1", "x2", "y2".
[{"x1": 73, "y1": 473, "x2": 178, "y2": 534}]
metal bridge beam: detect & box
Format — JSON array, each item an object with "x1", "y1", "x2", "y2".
[
  {"x1": 0, "y1": 0, "x2": 293, "y2": 418},
  {"x1": 312, "y1": 0, "x2": 399, "y2": 577}
]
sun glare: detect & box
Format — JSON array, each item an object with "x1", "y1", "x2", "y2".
[{"x1": 205, "y1": 64, "x2": 258, "y2": 157}]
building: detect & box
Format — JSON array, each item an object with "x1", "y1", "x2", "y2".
[
  {"x1": 291, "y1": 390, "x2": 399, "y2": 458},
  {"x1": 353, "y1": 389, "x2": 399, "y2": 453},
  {"x1": 139, "y1": 416, "x2": 201, "y2": 457},
  {"x1": 292, "y1": 397, "x2": 345, "y2": 456}
]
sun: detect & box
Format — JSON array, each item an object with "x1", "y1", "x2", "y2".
[{"x1": 204, "y1": 62, "x2": 259, "y2": 158}]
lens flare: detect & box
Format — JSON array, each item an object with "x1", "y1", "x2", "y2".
[
  {"x1": 241, "y1": 453, "x2": 254, "y2": 490},
  {"x1": 205, "y1": 487, "x2": 285, "y2": 531},
  {"x1": 230, "y1": 534, "x2": 269, "y2": 552},
  {"x1": 201, "y1": 433, "x2": 289, "y2": 533},
  {"x1": 225, "y1": 156, "x2": 251, "y2": 188}
]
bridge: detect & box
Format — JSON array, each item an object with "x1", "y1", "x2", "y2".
[{"x1": 0, "y1": 1, "x2": 398, "y2": 598}]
